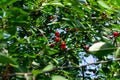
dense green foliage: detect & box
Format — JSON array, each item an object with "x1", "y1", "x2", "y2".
[{"x1": 0, "y1": 0, "x2": 120, "y2": 80}]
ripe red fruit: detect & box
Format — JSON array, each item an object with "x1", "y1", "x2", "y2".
[
  {"x1": 84, "y1": 45, "x2": 89, "y2": 52},
  {"x1": 50, "y1": 43, "x2": 54, "y2": 48},
  {"x1": 54, "y1": 37, "x2": 60, "y2": 42},
  {"x1": 61, "y1": 45, "x2": 66, "y2": 49},
  {"x1": 113, "y1": 32, "x2": 119, "y2": 37},
  {"x1": 61, "y1": 41, "x2": 66, "y2": 46},
  {"x1": 49, "y1": 15, "x2": 53, "y2": 20},
  {"x1": 61, "y1": 42, "x2": 66, "y2": 49},
  {"x1": 66, "y1": 28, "x2": 70, "y2": 32},
  {"x1": 55, "y1": 31, "x2": 60, "y2": 37}
]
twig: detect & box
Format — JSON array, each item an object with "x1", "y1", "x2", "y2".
[
  {"x1": 37, "y1": 58, "x2": 120, "y2": 73},
  {"x1": 0, "y1": 73, "x2": 33, "y2": 76},
  {"x1": 82, "y1": 66, "x2": 85, "y2": 80},
  {"x1": 0, "y1": 58, "x2": 120, "y2": 77}
]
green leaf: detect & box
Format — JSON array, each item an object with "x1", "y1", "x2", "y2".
[
  {"x1": 0, "y1": 30, "x2": 3, "y2": 39},
  {"x1": 52, "y1": 75, "x2": 68, "y2": 80},
  {"x1": 89, "y1": 42, "x2": 116, "y2": 58},
  {"x1": 0, "y1": 53, "x2": 22, "y2": 72},
  {"x1": 42, "y1": 3, "x2": 64, "y2": 7},
  {"x1": 0, "y1": 0, "x2": 17, "y2": 8},
  {"x1": 115, "y1": 47, "x2": 120, "y2": 58},
  {"x1": 6, "y1": 26, "x2": 17, "y2": 35},
  {"x1": 42, "y1": 64, "x2": 54, "y2": 72},
  {"x1": 62, "y1": 18, "x2": 70, "y2": 21},
  {"x1": 97, "y1": 0, "x2": 111, "y2": 9},
  {"x1": 47, "y1": 22, "x2": 60, "y2": 26},
  {"x1": 32, "y1": 69, "x2": 40, "y2": 77},
  {"x1": 32, "y1": 61, "x2": 39, "y2": 66},
  {"x1": 7, "y1": 7, "x2": 28, "y2": 15},
  {"x1": 77, "y1": 0, "x2": 87, "y2": 4},
  {"x1": 48, "y1": 48, "x2": 59, "y2": 55},
  {"x1": 0, "y1": 53, "x2": 17, "y2": 65},
  {"x1": 116, "y1": 0, "x2": 120, "y2": 6},
  {"x1": 0, "y1": 43, "x2": 7, "y2": 48}
]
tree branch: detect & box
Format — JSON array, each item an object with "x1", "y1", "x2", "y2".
[{"x1": 0, "y1": 58, "x2": 120, "y2": 77}]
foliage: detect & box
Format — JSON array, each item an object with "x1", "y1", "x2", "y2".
[{"x1": 0, "y1": 0, "x2": 120, "y2": 79}]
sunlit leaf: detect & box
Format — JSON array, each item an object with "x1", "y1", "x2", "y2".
[
  {"x1": 97, "y1": 0, "x2": 111, "y2": 9},
  {"x1": 48, "y1": 48, "x2": 59, "y2": 55},
  {"x1": 42, "y1": 64, "x2": 54, "y2": 72},
  {"x1": 62, "y1": 18, "x2": 70, "y2": 21},
  {"x1": 115, "y1": 47, "x2": 120, "y2": 58},
  {"x1": 47, "y1": 22, "x2": 60, "y2": 25},
  {"x1": 32, "y1": 70, "x2": 40, "y2": 77},
  {"x1": 32, "y1": 61, "x2": 39, "y2": 66},
  {"x1": 89, "y1": 42, "x2": 116, "y2": 58},
  {"x1": 77, "y1": 0, "x2": 87, "y2": 4},
  {"x1": 42, "y1": 3, "x2": 64, "y2": 7},
  {"x1": 52, "y1": 75, "x2": 68, "y2": 80}
]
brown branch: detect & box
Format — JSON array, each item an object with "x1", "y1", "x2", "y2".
[
  {"x1": 0, "y1": 58, "x2": 120, "y2": 76},
  {"x1": 82, "y1": 66, "x2": 85, "y2": 80},
  {"x1": 0, "y1": 73, "x2": 33, "y2": 76}
]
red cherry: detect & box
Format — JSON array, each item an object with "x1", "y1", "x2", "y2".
[
  {"x1": 85, "y1": 45, "x2": 89, "y2": 49},
  {"x1": 61, "y1": 45, "x2": 66, "y2": 49},
  {"x1": 84, "y1": 45, "x2": 89, "y2": 52},
  {"x1": 66, "y1": 28, "x2": 70, "y2": 32},
  {"x1": 113, "y1": 32, "x2": 119, "y2": 37},
  {"x1": 54, "y1": 37, "x2": 60, "y2": 42},
  {"x1": 49, "y1": 16, "x2": 53, "y2": 20},
  {"x1": 50, "y1": 43, "x2": 54, "y2": 48},
  {"x1": 55, "y1": 31, "x2": 60, "y2": 37},
  {"x1": 61, "y1": 41, "x2": 66, "y2": 46}
]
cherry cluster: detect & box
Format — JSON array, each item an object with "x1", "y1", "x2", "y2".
[{"x1": 49, "y1": 31, "x2": 67, "y2": 50}]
